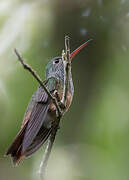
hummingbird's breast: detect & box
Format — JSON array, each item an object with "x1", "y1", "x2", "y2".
[
  {"x1": 49, "y1": 89, "x2": 73, "y2": 114},
  {"x1": 48, "y1": 76, "x2": 73, "y2": 114}
]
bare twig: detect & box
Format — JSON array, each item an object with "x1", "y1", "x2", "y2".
[
  {"x1": 38, "y1": 123, "x2": 59, "y2": 180},
  {"x1": 14, "y1": 48, "x2": 62, "y2": 117},
  {"x1": 61, "y1": 36, "x2": 71, "y2": 106},
  {"x1": 38, "y1": 139, "x2": 52, "y2": 179}
]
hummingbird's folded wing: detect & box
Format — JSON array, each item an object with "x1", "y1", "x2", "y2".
[
  {"x1": 22, "y1": 78, "x2": 58, "y2": 154},
  {"x1": 22, "y1": 100, "x2": 50, "y2": 153}
]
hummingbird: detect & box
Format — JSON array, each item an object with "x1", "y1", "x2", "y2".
[{"x1": 6, "y1": 40, "x2": 90, "y2": 165}]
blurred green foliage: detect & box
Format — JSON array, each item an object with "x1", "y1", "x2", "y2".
[{"x1": 1, "y1": 0, "x2": 129, "y2": 180}]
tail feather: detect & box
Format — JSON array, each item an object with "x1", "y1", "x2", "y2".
[
  {"x1": 6, "y1": 124, "x2": 27, "y2": 165},
  {"x1": 11, "y1": 147, "x2": 23, "y2": 166}
]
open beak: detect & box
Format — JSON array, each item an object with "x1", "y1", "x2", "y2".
[{"x1": 70, "y1": 39, "x2": 92, "y2": 60}]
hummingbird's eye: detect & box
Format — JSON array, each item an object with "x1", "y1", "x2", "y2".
[{"x1": 54, "y1": 59, "x2": 60, "y2": 64}]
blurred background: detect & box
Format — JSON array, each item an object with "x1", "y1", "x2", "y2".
[{"x1": 1, "y1": 0, "x2": 129, "y2": 179}]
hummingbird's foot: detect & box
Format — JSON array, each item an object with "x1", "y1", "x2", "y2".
[
  {"x1": 53, "y1": 90, "x2": 66, "y2": 110},
  {"x1": 53, "y1": 90, "x2": 60, "y2": 102},
  {"x1": 58, "y1": 102, "x2": 66, "y2": 110}
]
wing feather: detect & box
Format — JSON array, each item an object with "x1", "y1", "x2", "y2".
[
  {"x1": 22, "y1": 78, "x2": 58, "y2": 153},
  {"x1": 22, "y1": 101, "x2": 50, "y2": 153}
]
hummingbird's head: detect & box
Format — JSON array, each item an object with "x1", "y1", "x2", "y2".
[
  {"x1": 45, "y1": 39, "x2": 91, "y2": 83},
  {"x1": 45, "y1": 57, "x2": 64, "y2": 82}
]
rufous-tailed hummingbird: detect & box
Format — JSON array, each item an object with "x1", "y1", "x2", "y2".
[{"x1": 6, "y1": 40, "x2": 90, "y2": 165}]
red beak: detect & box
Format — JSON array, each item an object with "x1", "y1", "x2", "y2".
[{"x1": 70, "y1": 39, "x2": 92, "y2": 60}]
